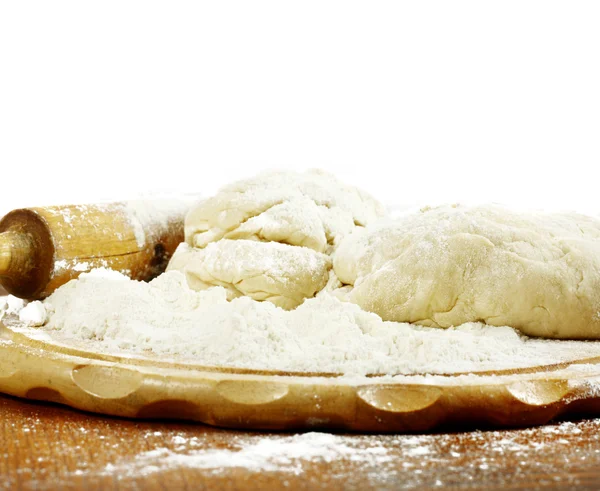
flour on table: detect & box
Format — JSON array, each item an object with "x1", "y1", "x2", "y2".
[
  {"x1": 11, "y1": 411, "x2": 600, "y2": 489},
  {"x1": 102, "y1": 432, "x2": 393, "y2": 478},
  {"x1": 7, "y1": 269, "x2": 600, "y2": 376}
]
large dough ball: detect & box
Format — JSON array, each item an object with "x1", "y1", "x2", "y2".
[
  {"x1": 169, "y1": 170, "x2": 385, "y2": 309},
  {"x1": 184, "y1": 169, "x2": 386, "y2": 253},
  {"x1": 334, "y1": 205, "x2": 600, "y2": 339}
]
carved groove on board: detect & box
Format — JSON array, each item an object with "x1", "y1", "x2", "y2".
[
  {"x1": 507, "y1": 380, "x2": 570, "y2": 406},
  {"x1": 357, "y1": 385, "x2": 443, "y2": 413},
  {"x1": 71, "y1": 364, "x2": 144, "y2": 399}
]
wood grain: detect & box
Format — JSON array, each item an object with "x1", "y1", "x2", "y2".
[{"x1": 2, "y1": 393, "x2": 600, "y2": 490}]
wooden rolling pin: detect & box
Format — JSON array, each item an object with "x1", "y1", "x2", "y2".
[{"x1": 0, "y1": 201, "x2": 188, "y2": 300}]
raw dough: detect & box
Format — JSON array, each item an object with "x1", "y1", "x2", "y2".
[
  {"x1": 168, "y1": 240, "x2": 330, "y2": 309},
  {"x1": 169, "y1": 170, "x2": 385, "y2": 308},
  {"x1": 184, "y1": 169, "x2": 385, "y2": 252},
  {"x1": 334, "y1": 204, "x2": 600, "y2": 339}
]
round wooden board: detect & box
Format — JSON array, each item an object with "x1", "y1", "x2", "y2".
[{"x1": 3, "y1": 320, "x2": 600, "y2": 432}]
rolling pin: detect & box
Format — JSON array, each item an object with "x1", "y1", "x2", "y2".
[{"x1": 0, "y1": 200, "x2": 189, "y2": 300}]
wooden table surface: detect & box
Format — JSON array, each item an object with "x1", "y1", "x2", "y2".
[{"x1": 2, "y1": 392, "x2": 600, "y2": 490}]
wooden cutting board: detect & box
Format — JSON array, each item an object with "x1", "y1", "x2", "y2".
[{"x1": 3, "y1": 317, "x2": 600, "y2": 432}]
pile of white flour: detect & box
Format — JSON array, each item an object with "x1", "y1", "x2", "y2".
[{"x1": 7, "y1": 269, "x2": 600, "y2": 376}]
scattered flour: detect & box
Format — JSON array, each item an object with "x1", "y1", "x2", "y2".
[
  {"x1": 53, "y1": 259, "x2": 110, "y2": 275},
  {"x1": 0, "y1": 295, "x2": 24, "y2": 322},
  {"x1": 89, "y1": 420, "x2": 600, "y2": 488},
  {"x1": 103, "y1": 433, "x2": 382, "y2": 477},
  {"x1": 18, "y1": 301, "x2": 47, "y2": 327},
  {"x1": 9, "y1": 412, "x2": 600, "y2": 490},
  {"x1": 7, "y1": 268, "x2": 600, "y2": 376}
]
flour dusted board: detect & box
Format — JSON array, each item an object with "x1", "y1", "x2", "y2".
[
  {"x1": 3, "y1": 320, "x2": 600, "y2": 432},
  {"x1": 16, "y1": 268, "x2": 600, "y2": 376}
]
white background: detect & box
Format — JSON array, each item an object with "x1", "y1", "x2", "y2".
[{"x1": 1, "y1": 1, "x2": 599, "y2": 216}]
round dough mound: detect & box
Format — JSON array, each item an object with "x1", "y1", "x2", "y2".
[
  {"x1": 184, "y1": 169, "x2": 385, "y2": 253},
  {"x1": 334, "y1": 205, "x2": 600, "y2": 339},
  {"x1": 168, "y1": 170, "x2": 385, "y2": 309},
  {"x1": 168, "y1": 240, "x2": 330, "y2": 310}
]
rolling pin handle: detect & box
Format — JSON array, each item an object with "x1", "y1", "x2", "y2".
[
  {"x1": 0, "y1": 232, "x2": 11, "y2": 276},
  {"x1": 0, "y1": 210, "x2": 55, "y2": 300},
  {"x1": 0, "y1": 231, "x2": 36, "y2": 286}
]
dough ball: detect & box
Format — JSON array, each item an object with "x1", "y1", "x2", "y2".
[
  {"x1": 170, "y1": 170, "x2": 385, "y2": 309},
  {"x1": 184, "y1": 169, "x2": 386, "y2": 253},
  {"x1": 168, "y1": 240, "x2": 331, "y2": 310},
  {"x1": 334, "y1": 205, "x2": 600, "y2": 339}
]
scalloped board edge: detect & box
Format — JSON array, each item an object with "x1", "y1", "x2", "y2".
[{"x1": 2, "y1": 329, "x2": 600, "y2": 432}]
